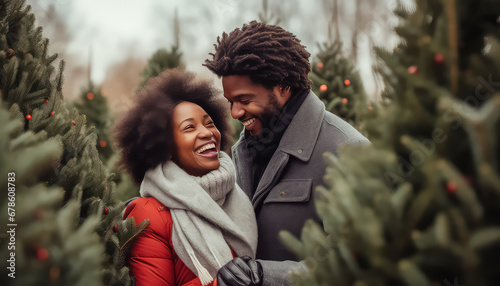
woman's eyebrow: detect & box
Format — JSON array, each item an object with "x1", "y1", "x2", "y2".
[
  {"x1": 178, "y1": 118, "x2": 193, "y2": 128},
  {"x1": 179, "y1": 115, "x2": 211, "y2": 128}
]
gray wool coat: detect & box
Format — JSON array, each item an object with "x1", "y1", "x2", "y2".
[{"x1": 231, "y1": 90, "x2": 369, "y2": 285}]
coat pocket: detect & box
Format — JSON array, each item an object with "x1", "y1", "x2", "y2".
[{"x1": 263, "y1": 179, "x2": 312, "y2": 204}]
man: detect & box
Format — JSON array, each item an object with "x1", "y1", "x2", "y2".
[{"x1": 204, "y1": 21, "x2": 369, "y2": 286}]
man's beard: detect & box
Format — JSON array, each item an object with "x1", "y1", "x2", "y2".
[{"x1": 259, "y1": 90, "x2": 281, "y2": 131}]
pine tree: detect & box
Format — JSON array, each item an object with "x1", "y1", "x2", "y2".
[
  {"x1": 281, "y1": 0, "x2": 500, "y2": 285},
  {"x1": 309, "y1": 41, "x2": 371, "y2": 129},
  {"x1": 1, "y1": 0, "x2": 147, "y2": 284},
  {"x1": 138, "y1": 46, "x2": 184, "y2": 88}
]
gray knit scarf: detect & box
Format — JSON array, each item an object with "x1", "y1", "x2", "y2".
[{"x1": 140, "y1": 151, "x2": 258, "y2": 285}]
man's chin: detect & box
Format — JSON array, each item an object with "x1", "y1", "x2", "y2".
[{"x1": 247, "y1": 128, "x2": 261, "y2": 137}]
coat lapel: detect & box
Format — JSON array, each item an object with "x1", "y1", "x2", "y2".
[{"x1": 232, "y1": 137, "x2": 253, "y2": 199}]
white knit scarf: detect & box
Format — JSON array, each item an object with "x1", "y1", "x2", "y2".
[{"x1": 140, "y1": 151, "x2": 258, "y2": 285}]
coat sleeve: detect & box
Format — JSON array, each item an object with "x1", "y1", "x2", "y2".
[
  {"x1": 257, "y1": 260, "x2": 306, "y2": 286},
  {"x1": 125, "y1": 199, "x2": 216, "y2": 286},
  {"x1": 126, "y1": 199, "x2": 178, "y2": 286}
]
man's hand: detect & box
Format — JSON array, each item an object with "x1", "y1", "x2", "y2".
[{"x1": 217, "y1": 256, "x2": 263, "y2": 286}]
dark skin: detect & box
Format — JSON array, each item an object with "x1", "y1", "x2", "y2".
[
  {"x1": 222, "y1": 75, "x2": 291, "y2": 137},
  {"x1": 171, "y1": 101, "x2": 222, "y2": 176}
]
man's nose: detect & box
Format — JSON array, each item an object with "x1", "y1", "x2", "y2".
[{"x1": 231, "y1": 103, "x2": 245, "y2": 120}]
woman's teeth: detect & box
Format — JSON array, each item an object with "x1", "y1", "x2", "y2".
[
  {"x1": 196, "y1": 143, "x2": 216, "y2": 154},
  {"x1": 242, "y1": 118, "x2": 255, "y2": 126}
]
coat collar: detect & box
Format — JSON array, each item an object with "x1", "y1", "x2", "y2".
[{"x1": 277, "y1": 90, "x2": 324, "y2": 162}]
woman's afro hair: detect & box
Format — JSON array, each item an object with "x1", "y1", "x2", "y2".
[{"x1": 114, "y1": 68, "x2": 232, "y2": 184}]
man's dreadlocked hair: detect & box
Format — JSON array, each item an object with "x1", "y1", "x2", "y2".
[{"x1": 204, "y1": 21, "x2": 311, "y2": 93}]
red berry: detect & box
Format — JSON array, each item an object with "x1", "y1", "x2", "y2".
[
  {"x1": 316, "y1": 62, "x2": 324, "y2": 69},
  {"x1": 408, "y1": 66, "x2": 418, "y2": 74},
  {"x1": 447, "y1": 181, "x2": 457, "y2": 193},
  {"x1": 37, "y1": 248, "x2": 49, "y2": 260},
  {"x1": 87, "y1": 93, "x2": 94, "y2": 100},
  {"x1": 113, "y1": 225, "x2": 118, "y2": 232},
  {"x1": 344, "y1": 79, "x2": 351, "y2": 86},
  {"x1": 50, "y1": 112, "x2": 55, "y2": 116},
  {"x1": 320, "y1": 84, "x2": 328, "y2": 92},
  {"x1": 72, "y1": 121, "x2": 76, "y2": 125},
  {"x1": 434, "y1": 54, "x2": 444, "y2": 63},
  {"x1": 26, "y1": 114, "x2": 32, "y2": 120},
  {"x1": 103, "y1": 208, "x2": 109, "y2": 215},
  {"x1": 45, "y1": 99, "x2": 49, "y2": 104},
  {"x1": 105, "y1": 187, "x2": 108, "y2": 191},
  {"x1": 342, "y1": 98, "x2": 348, "y2": 104},
  {"x1": 99, "y1": 140, "x2": 107, "y2": 148}
]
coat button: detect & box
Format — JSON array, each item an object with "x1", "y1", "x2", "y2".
[
  {"x1": 298, "y1": 148, "x2": 303, "y2": 154},
  {"x1": 280, "y1": 191, "x2": 285, "y2": 196}
]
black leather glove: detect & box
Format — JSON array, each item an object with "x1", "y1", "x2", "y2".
[{"x1": 217, "y1": 256, "x2": 263, "y2": 286}]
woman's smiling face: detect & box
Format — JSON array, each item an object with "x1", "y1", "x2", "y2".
[{"x1": 171, "y1": 101, "x2": 221, "y2": 176}]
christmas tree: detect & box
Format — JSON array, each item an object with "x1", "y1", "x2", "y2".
[
  {"x1": 0, "y1": 0, "x2": 147, "y2": 284},
  {"x1": 281, "y1": 0, "x2": 500, "y2": 285},
  {"x1": 309, "y1": 40, "x2": 370, "y2": 129},
  {"x1": 0, "y1": 100, "x2": 105, "y2": 286},
  {"x1": 74, "y1": 84, "x2": 113, "y2": 164}
]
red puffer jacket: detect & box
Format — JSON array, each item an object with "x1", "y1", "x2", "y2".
[{"x1": 124, "y1": 197, "x2": 234, "y2": 286}]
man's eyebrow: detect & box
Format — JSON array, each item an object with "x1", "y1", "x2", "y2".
[{"x1": 234, "y1": 94, "x2": 254, "y2": 99}]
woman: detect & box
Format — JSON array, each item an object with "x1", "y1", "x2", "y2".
[{"x1": 115, "y1": 69, "x2": 257, "y2": 286}]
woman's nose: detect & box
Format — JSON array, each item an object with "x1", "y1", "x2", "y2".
[
  {"x1": 198, "y1": 126, "x2": 213, "y2": 139},
  {"x1": 231, "y1": 103, "x2": 245, "y2": 120}
]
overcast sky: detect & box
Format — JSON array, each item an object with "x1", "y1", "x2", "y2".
[{"x1": 27, "y1": 0, "x2": 402, "y2": 102}]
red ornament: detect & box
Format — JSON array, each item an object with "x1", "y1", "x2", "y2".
[
  {"x1": 37, "y1": 248, "x2": 49, "y2": 260},
  {"x1": 408, "y1": 66, "x2": 418, "y2": 74},
  {"x1": 26, "y1": 114, "x2": 32, "y2": 120},
  {"x1": 447, "y1": 181, "x2": 457, "y2": 193},
  {"x1": 87, "y1": 93, "x2": 94, "y2": 100},
  {"x1": 342, "y1": 98, "x2": 348, "y2": 104},
  {"x1": 434, "y1": 54, "x2": 444, "y2": 63},
  {"x1": 320, "y1": 84, "x2": 328, "y2": 92},
  {"x1": 45, "y1": 99, "x2": 49, "y2": 104},
  {"x1": 316, "y1": 62, "x2": 324, "y2": 69},
  {"x1": 344, "y1": 79, "x2": 351, "y2": 86},
  {"x1": 113, "y1": 225, "x2": 119, "y2": 233},
  {"x1": 50, "y1": 112, "x2": 55, "y2": 116},
  {"x1": 103, "y1": 208, "x2": 109, "y2": 215},
  {"x1": 99, "y1": 140, "x2": 107, "y2": 148},
  {"x1": 72, "y1": 121, "x2": 76, "y2": 125}
]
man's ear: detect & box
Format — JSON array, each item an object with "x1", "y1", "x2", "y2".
[{"x1": 278, "y1": 85, "x2": 292, "y2": 101}]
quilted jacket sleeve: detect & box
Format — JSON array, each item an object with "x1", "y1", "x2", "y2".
[
  {"x1": 125, "y1": 198, "x2": 218, "y2": 286},
  {"x1": 126, "y1": 198, "x2": 177, "y2": 286}
]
